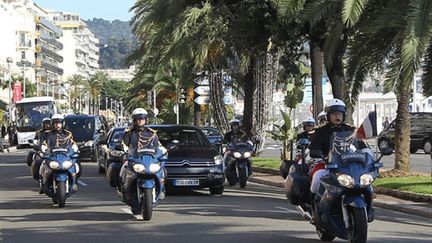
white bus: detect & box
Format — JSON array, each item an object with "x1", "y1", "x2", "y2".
[{"x1": 12, "y1": 97, "x2": 59, "y2": 146}]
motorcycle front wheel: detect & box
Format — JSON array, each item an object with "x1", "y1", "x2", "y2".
[
  {"x1": 239, "y1": 167, "x2": 247, "y2": 188},
  {"x1": 348, "y1": 207, "x2": 368, "y2": 243},
  {"x1": 56, "y1": 181, "x2": 67, "y2": 208},
  {"x1": 141, "y1": 188, "x2": 153, "y2": 221}
]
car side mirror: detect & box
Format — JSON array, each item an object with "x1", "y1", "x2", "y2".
[
  {"x1": 310, "y1": 149, "x2": 323, "y2": 158},
  {"x1": 381, "y1": 147, "x2": 393, "y2": 156}
]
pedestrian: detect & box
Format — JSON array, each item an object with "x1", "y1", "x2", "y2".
[
  {"x1": 1, "y1": 123, "x2": 5, "y2": 139},
  {"x1": 382, "y1": 117, "x2": 390, "y2": 129}
]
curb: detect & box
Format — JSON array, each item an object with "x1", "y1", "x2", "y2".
[{"x1": 253, "y1": 167, "x2": 280, "y2": 175}]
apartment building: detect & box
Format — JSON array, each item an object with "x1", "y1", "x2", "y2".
[{"x1": 48, "y1": 11, "x2": 100, "y2": 79}]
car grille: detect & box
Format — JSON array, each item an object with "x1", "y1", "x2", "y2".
[
  {"x1": 165, "y1": 160, "x2": 215, "y2": 167},
  {"x1": 167, "y1": 173, "x2": 210, "y2": 180}
]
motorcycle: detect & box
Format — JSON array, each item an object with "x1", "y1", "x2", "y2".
[
  {"x1": 225, "y1": 140, "x2": 254, "y2": 188},
  {"x1": 28, "y1": 139, "x2": 44, "y2": 180},
  {"x1": 118, "y1": 147, "x2": 166, "y2": 221},
  {"x1": 286, "y1": 131, "x2": 392, "y2": 243},
  {"x1": 40, "y1": 146, "x2": 80, "y2": 208}
]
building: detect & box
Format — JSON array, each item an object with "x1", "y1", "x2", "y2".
[
  {"x1": 99, "y1": 66, "x2": 136, "y2": 82},
  {"x1": 48, "y1": 11, "x2": 99, "y2": 80}
]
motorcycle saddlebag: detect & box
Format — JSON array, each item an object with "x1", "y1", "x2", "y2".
[
  {"x1": 106, "y1": 162, "x2": 122, "y2": 188},
  {"x1": 279, "y1": 159, "x2": 294, "y2": 179},
  {"x1": 284, "y1": 164, "x2": 310, "y2": 205}
]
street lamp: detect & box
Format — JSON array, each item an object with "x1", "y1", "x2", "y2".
[
  {"x1": 21, "y1": 57, "x2": 27, "y2": 98},
  {"x1": 6, "y1": 57, "x2": 13, "y2": 106}
]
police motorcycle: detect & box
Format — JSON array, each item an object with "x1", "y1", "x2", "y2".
[
  {"x1": 285, "y1": 131, "x2": 392, "y2": 243},
  {"x1": 38, "y1": 143, "x2": 80, "y2": 208},
  {"x1": 225, "y1": 139, "x2": 254, "y2": 188},
  {"x1": 27, "y1": 139, "x2": 45, "y2": 180},
  {"x1": 116, "y1": 145, "x2": 167, "y2": 221}
]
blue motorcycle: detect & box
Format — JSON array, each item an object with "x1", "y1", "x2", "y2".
[
  {"x1": 287, "y1": 131, "x2": 392, "y2": 243},
  {"x1": 225, "y1": 140, "x2": 254, "y2": 188},
  {"x1": 120, "y1": 148, "x2": 166, "y2": 221},
  {"x1": 41, "y1": 147, "x2": 79, "y2": 208}
]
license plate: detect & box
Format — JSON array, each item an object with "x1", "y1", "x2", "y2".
[{"x1": 174, "y1": 179, "x2": 200, "y2": 186}]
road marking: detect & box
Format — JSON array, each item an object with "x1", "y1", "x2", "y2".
[
  {"x1": 77, "y1": 180, "x2": 88, "y2": 187},
  {"x1": 121, "y1": 208, "x2": 143, "y2": 220},
  {"x1": 275, "y1": 206, "x2": 298, "y2": 213}
]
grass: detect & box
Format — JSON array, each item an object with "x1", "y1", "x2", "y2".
[
  {"x1": 374, "y1": 176, "x2": 432, "y2": 195},
  {"x1": 252, "y1": 157, "x2": 281, "y2": 169}
]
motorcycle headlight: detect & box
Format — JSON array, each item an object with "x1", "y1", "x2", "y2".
[
  {"x1": 214, "y1": 155, "x2": 223, "y2": 165},
  {"x1": 149, "y1": 163, "x2": 161, "y2": 173},
  {"x1": 243, "y1": 152, "x2": 252, "y2": 158},
  {"x1": 62, "y1": 161, "x2": 73, "y2": 169},
  {"x1": 360, "y1": 173, "x2": 374, "y2": 187},
  {"x1": 233, "y1": 152, "x2": 242, "y2": 158},
  {"x1": 133, "y1": 164, "x2": 145, "y2": 173},
  {"x1": 84, "y1": 140, "x2": 94, "y2": 147},
  {"x1": 49, "y1": 161, "x2": 60, "y2": 170},
  {"x1": 337, "y1": 174, "x2": 355, "y2": 188}
]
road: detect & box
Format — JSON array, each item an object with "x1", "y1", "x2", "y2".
[
  {"x1": 1, "y1": 149, "x2": 431, "y2": 243},
  {"x1": 261, "y1": 139, "x2": 432, "y2": 174}
]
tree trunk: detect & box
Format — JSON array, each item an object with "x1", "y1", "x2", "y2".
[
  {"x1": 253, "y1": 52, "x2": 279, "y2": 153},
  {"x1": 394, "y1": 88, "x2": 411, "y2": 173},
  {"x1": 242, "y1": 59, "x2": 255, "y2": 135},
  {"x1": 327, "y1": 54, "x2": 345, "y2": 100},
  {"x1": 209, "y1": 71, "x2": 229, "y2": 133},
  {"x1": 310, "y1": 41, "x2": 324, "y2": 118}
]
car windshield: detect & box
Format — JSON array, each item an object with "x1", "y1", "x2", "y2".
[
  {"x1": 201, "y1": 128, "x2": 221, "y2": 136},
  {"x1": 65, "y1": 118, "x2": 95, "y2": 132},
  {"x1": 110, "y1": 129, "x2": 125, "y2": 144},
  {"x1": 156, "y1": 128, "x2": 208, "y2": 147}
]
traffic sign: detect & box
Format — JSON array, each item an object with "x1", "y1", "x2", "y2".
[
  {"x1": 223, "y1": 86, "x2": 232, "y2": 95},
  {"x1": 153, "y1": 108, "x2": 159, "y2": 116},
  {"x1": 194, "y1": 76, "x2": 209, "y2": 85},
  {"x1": 173, "y1": 104, "x2": 178, "y2": 114},
  {"x1": 223, "y1": 95, "x2": 233, "y2": 105},
  {"x1": 194, "y1": 86, "x2": 210, "y2": 95},
  {"x1": 194, "y1": 96, "x2": 210, "y2": 105},
  {"x1": 309, "y1": 104, "x2": 313, "y2": 113}
]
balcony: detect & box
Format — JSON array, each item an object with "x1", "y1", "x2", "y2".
[
  {"x1": 40, "y1": 32, "x2": 63, "y2": 49},
  {"x1": 41, "y1": 60, "x2": 64, "y2": 75},
  {"x1": 41, "y1": 46, "x2": 63, "y2": 62}
]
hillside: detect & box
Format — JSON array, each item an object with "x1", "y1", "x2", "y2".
[{"x1": 86, "y1": 18, "x2": 137, "y2": 69}]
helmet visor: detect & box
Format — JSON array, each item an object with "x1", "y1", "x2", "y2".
[{"x1": 133, "y1": 114, "x2": 148, "y2": 120}]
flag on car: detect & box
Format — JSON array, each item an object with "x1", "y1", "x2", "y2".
[{"x1": 357, "y1": 111, "x2": 377, "y2": 139}]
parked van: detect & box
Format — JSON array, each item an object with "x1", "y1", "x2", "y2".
[{"x1": 377, "y1": 112, "x2": 432, "y2": 153}]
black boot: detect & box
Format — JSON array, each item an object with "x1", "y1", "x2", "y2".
[{"x1": 368, "y1": 206, "x2": 375, "y2": 222}]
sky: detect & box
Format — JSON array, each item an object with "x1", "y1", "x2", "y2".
[{"x1": 34, "y1": 0, "x2": 136, "y2": 21}]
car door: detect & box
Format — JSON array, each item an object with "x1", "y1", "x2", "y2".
[{"x1": 410, "y1": 115, "x2": 423, "y2": 148}]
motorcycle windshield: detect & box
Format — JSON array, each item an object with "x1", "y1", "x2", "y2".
[
  {"x1": 329, "y1": 131, "x2": 372, "y2": 168},
  {"x1": 229, "y1": 141, "x2": 253, "y2": 152}
]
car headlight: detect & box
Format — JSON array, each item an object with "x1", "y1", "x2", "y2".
[
  {"x1": 62, "y1": 161, "x2": 73, "y2": 169},
  {"x1": 49, "y1": 161, "x2": 60, "y2": 170},
  {"x1": 243, "y1": 152, "x2": 251, "y2": 158},
  {"x1": 149, "y1": 163, "x2": 161, "y2": 173},
  {"x1": 214, "y1": 155, "x2": 223, "y2": 165},
  {"x1": 133, "y1": 164, "x2": 145, "y2": 173},
  {"x1": 84, "y1": 140, "x2": 94, "y2": 147},
  {"x1": 360, "y1": 173, "x2": 374, "y2": 187},
  {"x1": 337, "y1": 174, "x2": 355, "y2": 188},
  {"x1": 233, "y1": 152, "x2": 242, "y2": 158}
]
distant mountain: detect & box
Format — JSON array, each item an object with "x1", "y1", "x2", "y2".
[{"x1": 86, "y1": 18, "x2": 137, "y2": 69}]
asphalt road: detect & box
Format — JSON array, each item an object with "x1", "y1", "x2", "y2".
[{"x1": 1, "y1": 149, "x2": 431, "y2": 243}]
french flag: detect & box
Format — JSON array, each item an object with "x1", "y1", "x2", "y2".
[{"x1": 357, "y1": 111, "x2": 377, "y2": 139}]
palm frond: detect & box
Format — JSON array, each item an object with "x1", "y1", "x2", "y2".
[{"x1": 342, "y1": 0, "x2": 369, "y2": 27}]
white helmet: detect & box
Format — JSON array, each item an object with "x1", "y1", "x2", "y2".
[
  {"x1": 229, "y1": 119, "x2": 241, "y2": 126},
  {"x1": 302, "y1": 117, "x2": 315, "y2": 126},
  {"x1": 325, "y1": 98, "x2": 346, "y2": 114},
  {"x1": 318, "y1": 111, "x2": 326, "y2": 117},
  {"x1": 51, "y1": 114, "x2": 64, "y2": 124},
  {"x1": 131, "y1": 108, "x2": 148, "y2": 120},
  {"x1": 42, "y1": 117, "x2": 51, "y2": 123}
]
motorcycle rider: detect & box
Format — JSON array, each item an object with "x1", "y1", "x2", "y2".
[
  {"x1": 223, "y1": 119, "x2": 253, "y2": 176},
  {"x1": 317, "y1": 111, "x2": 327, "y2": 126},
  {"x1": 30, "y1": 117, "x2": 51, "y2": 180},
  {"x1": 39, "y1": 114, "x2": 79, "y2": 192},
  {"x1": 119, "y1": 108, "x2": 166, "y2": 214},
  {"x1": 309, "y1": 99, "x2": 355, "y2": 195},
  {"x1": 297, "y1": 117, "x2": 316, "y2": 141}
]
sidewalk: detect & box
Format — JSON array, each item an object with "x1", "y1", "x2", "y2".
[{"x1": 249, "y1": 171, "x2": 432, "y2": 219}]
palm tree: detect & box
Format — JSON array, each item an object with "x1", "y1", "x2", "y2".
[
  {"x1": 67, "y1": 74, "x2": 85, "y2": 113},
  {"x1": 87, "y1": 72, "x2": 109, "y2": 115},
  {"x1": 340, "y1": 0, "x2": 432, "y2": 173}
]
